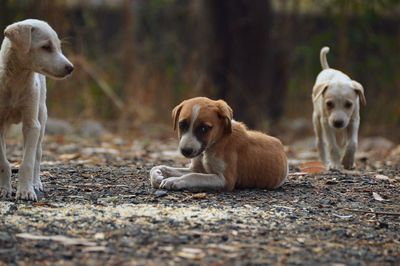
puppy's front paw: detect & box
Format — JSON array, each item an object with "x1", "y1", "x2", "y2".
[
  {"x1": 150, "y1": 167, "x2": 166, "y2": 188},
  {"x1": 0, "y1": 186, "x2": 12, "y2": 199},
  {"x1": 342, "y1": 157, "x2": 355, "y2": 170},
  {"x1": 160, "y1": 177, "x2": 185, "y2": 190},
  {"x1": 16, "y1": 185, "x2": 37, "y2": 201},
  {"x1": 327, "y1": 163, "x2": 343, "y2": 171}
]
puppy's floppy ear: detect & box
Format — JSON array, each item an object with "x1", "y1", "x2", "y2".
[
  {"x1": 351, "y1": 80, "x2": 366, "y2": 106},
  {"x1": 172, "y1": 101, "x2": 185, "y2": 131},
  {"x1": 4, "y1": 22, "x2": 33, "y2": 54},
  {"x1": 216, "y1": 100, "x2": 233, "y2": 134},
  {"x1": 312, "y1": 83, "x2": 329, "y2": 102}
]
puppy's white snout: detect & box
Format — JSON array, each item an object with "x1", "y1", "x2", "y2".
[{"x1": 333, "y1": 119, "x2": 344, "y2": 128}]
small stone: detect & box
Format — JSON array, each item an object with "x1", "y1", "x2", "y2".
[{"x1": 154, "y1": 190, "x2": 168, "y2": 198}]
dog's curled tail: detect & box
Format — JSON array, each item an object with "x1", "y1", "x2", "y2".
[{"x1": 320, "y1": 46, "x2": 330, "y2": 69}]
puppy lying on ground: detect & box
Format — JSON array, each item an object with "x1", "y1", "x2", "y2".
[
  {"x1": 0, "y1": 19, "x2": 74, "y2": 200},
  {"x1": 312, "y1": 47, "x2": 366, "y2": 170},
  {"x1": 150, "y1": 97, "x2": 288, "y2": 191}
]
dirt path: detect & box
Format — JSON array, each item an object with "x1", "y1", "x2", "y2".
[{"x1": 0, "y1": 136, "x2": 399, "y2": 265}]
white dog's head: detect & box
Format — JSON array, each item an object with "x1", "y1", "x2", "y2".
[
  {"x1": 4, "y1": 19, "x2": 74, "y2": 79},
  {"x1": 313, "y1": 80, "x2": 366, "y2": 129}
]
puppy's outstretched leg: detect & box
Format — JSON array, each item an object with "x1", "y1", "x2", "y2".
[
  {"x1": 342, "y1": 118, "x2": 359, "y2": 169},
  {"x1": 159, "y1": 173, "x2": 225, "y2": 191},
  {"x1": 313, "y1": 113, "x2": 327, "y2": 164},
  {"x1": 150, "y1": 165, "x2": 193, "y2": 188},
  {"x1": 321, "y1": 120, "x2": 341, "y2": 170},
  {"x1": 0, "y1": 129, "x2": 12, "y2": 199}
]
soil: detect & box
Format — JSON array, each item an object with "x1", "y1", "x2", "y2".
[{"x1": 0, "y1": 135, "x2": 399, "y2": 266}]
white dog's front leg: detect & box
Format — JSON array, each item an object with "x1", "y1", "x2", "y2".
[
  {"x1": 150, "y1": 165, "x2": 192, "y2": 188},
  {"x1": 17, "y1": 120, "x2": 41, "y2": 201},
  {"x1": 160, "y1": 173, "x2": 225, "y2": 191},
  {"x1": 0, "y1": 130, "x2": 12, "y2": 199},
  {"x1": 342, "y1": 121, "x2": 359, "y2": 169},
  {"x1": 313, "y1": 114, "x2": 327, "y2": 164},
  {"x1": 322, "y1": 121, "x2": 341, "y2": 170}
]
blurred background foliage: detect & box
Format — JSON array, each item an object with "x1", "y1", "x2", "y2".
[{"x1": 1, "y1": 0, "x2": 399, "y2": 141}]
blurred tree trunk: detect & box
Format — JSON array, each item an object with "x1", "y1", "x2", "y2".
[
  {"x1": 204, "y1": 0, "x2": 289, "y2": 128},
  {"x1": 337, "y1": 1, "x2": 349, "y2": 69}
]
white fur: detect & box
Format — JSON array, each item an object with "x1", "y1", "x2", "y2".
[
  {"x1": 150, "y1": 151, "x2": 226, "y2": 191},
  {"x1": 312, "y1": 46, "x2": 365, "y2": 170},
  {"x1": 178, "y1": 104, "x2": 202, "y2": 157},
  {"x1": 0, "y1": 19, "x2": 73, "y2": 200}
]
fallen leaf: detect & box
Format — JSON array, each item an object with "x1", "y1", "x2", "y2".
[
  {"x1": 299, "y1": 161, "x2": 326, "y2": 174},
  {"x1": 191, "y1": 193, "x2": 207, "y2": 199},
  {"x1": 177, "y1": 247, "x2": 205, "y2": 260},
  {"x1": 59, "y1": 153, "x2": 81, "y2": 161},
  {"x1": 374, "y1": 174, "x2": 390, "y2": 181},
  {"x1": 82, "y1": 246, "x2": 107, "y2": 252},
  {"x1": 372, "y1": 192, "x2": 385, "y2": 201},
  {"x1": 333, "y1": 213, "x2": 353, "y2": 219},
  {"x1": 16, "y1": 233, "x2": 96, "y2": 246},
  {"x1": 32, "y1": 202, "x2": 58, "y2": 208}
]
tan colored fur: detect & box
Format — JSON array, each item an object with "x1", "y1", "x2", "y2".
[{"x1": 150, "y1": 97, "x2": 288, "y2": 191}]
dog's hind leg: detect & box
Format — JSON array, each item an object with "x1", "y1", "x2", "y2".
[
  {"x1": 33, "y1": 105, "x2": 47, "y2": 192},
  {"x1": 0, "y1": 128, "x2": 12, "y2": 199}
]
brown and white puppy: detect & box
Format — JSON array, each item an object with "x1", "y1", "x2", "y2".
[
  {"x1": 150, "y1": 97, "x2": 288, "y2": 191},
  {"x1": 312, "y1": 47, "x2": 366, "y2": 170}
]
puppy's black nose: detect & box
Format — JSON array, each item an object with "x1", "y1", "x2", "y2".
[
  {"x1": 333, "y1": 120, "x2": 344, "y2": 128},
  {"x1": 65, "y1": 65, "x2": 74, "y2": 74},
  {"x1": 181, "y1": 148, "x2": 193, "y2": 157}
]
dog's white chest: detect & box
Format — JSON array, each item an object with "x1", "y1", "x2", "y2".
[{"x1": 202, "y1": 153, "x2": 225, "y2": 175}]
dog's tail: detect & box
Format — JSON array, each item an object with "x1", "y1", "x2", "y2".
[{"x1": 320, "y1": 46, "x2": 330, "y2": 69}]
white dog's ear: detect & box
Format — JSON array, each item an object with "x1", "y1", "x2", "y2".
[
  {"x1": 216, "y1": 100, "x2": 233, "y2": 134},
  {"x1": 351, "y1": 80, "x2": 366, "y2": 106},
  {"x1": 172, "y1": 101, "x2": 185, "y2": 131},
  {"x1": 4, "y1": 22, "x2": 33, "y2": 54},
  {"x1": 312, "y1": 83, "x2": 329, "y2": 102}
]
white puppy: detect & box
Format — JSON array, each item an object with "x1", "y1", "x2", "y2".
[
  {"x1": 312, "y1": 47, "x2": 366, "y2": 170},
  {"x1": 0, "y1": 19, "x2": 73, "y2": 200}
]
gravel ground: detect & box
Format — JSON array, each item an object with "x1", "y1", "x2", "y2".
[{"x1": 0, "y1": 135, "x2": 399, "y2": 266}]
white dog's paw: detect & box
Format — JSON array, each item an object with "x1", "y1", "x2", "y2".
[
  {"x1": 16, "y1": 185, "x2": 37, "y2": 201},
  {"x1": 327, "y1": 163, "x2": 343, "y2": 171},
  {"x1": 150, "y1": 167, "x2": 166, "y2": 188},
  {"x1": 159, "y1": 177, "x2": 186, "y2": 190},
  {"x1": 0, "y1": 186, "x2": 12, "y2": 199},
  {"x1": 33, "y1": 179, "x2": 44, "y2": 191}
]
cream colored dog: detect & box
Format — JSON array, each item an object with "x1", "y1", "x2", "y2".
[
  {"x1": 150, "y1": 97, "x2": 288, "y2": 191},
  {"x1": 312, "y1": 47, "x2": 366, "y2": 170},
  {"x1": 0, "y1": 19, "x2": 74, "y2": 200}
]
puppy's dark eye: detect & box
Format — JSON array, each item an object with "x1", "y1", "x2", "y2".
[
  {"x1": 41, "y1": 44, "x2": 52, "y2": 52},
  {"x1": 198, "y1": 124, "x2": 212, "y2": 134},
  {"x1": 179, "y1": 120, "x2": 189, "y2": 132},
  {"x1": 344, "y1": 101, "x2": 353, "y2": 109},
  {"x1": 326, "y1": 101, "x2": 334, "y2": 109}
]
